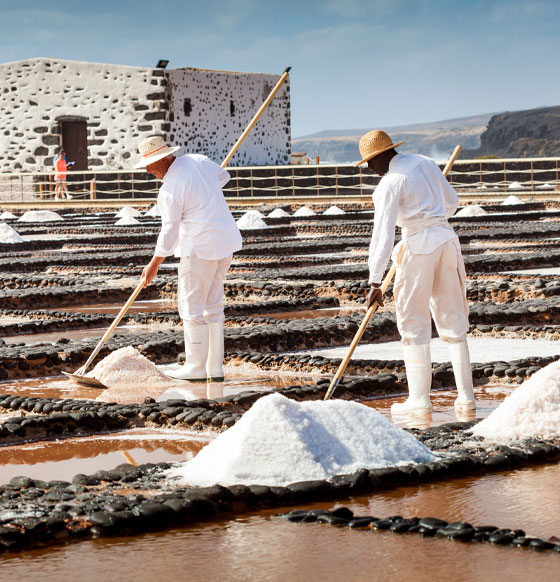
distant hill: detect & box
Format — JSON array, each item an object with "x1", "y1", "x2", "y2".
[
  {"x1": 462, "y1": 105, "x2": 560, "y2": 158},
  {"x1": 292, "y1": 113, "x2": 495, "y2": 163}
]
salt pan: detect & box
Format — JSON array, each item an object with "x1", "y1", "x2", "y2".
[
  {"x1": 472, "y1": 360, "x2": 560, "y2": 442},
  {"x1": 293, "y1": 206, "x2": 316, "y2": 217},
  {"x1": 455, "y1": 204, "x2": 487, "y2": 217},
  {"x1": 323, "y1": 206, "x2": 345, "y2": 215},
  {"x1": 236, "y1": 212, "x2": 268, "y2": 230},
  {"x1": 18, "y1": 210, "x2": 63, "y2": 222},
  {"x1": 116, "y1": 207, "x2": 142, "y2": 218},
  {"x1": 89, "y1": 346, "x2": 172, "y2": 386},
  {"x1": 0, "y1": 223, "x2": 24, "y2": 243},
  {"x1": 267, "y1": 208, "x2": 290, "y2": 218},
  {"x1": 115, "y1": 215, "x2": 140, "y2": 226},
  {"x1": 168, "y1": 393, "x2": 436, "y2": 487}
]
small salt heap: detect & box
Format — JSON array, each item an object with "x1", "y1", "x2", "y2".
[
  {"x1": 168, "y1": 393, "x2": 436, "y2": 487},
  {"x1": 236, "y1": 211, "x2": 268, "y2": 230},
  {"x1": 323, "y1": 205, "x2": 346, "y2": 215},
  {"x1": 247, "y1": 209, "x2": 265, "y2": 218},
  {"x1": 455, "y1": 204, "x2": 487, "y2": 217},
  {"x1": 89, "y1": 346, "x2": 172, "y2": 386},
  {"x1": 293, "y1": 206, "x2": 316, "y2": 217},
  {"x1": 0, "y1": 211, "x2": 17, "y2": 220},
  {"x1": 472, "y1": 360, "x2": 560, "y2": 442},
  {"x1": 145, "y1": 205, "x2": 161, "y2": 217},
  {"x1": 501, "y1": 194, "x2": 524, "y2": 205},
  {"x1": 0, "y1": 223, "x2": 24, "y2": 244},
  {"x1": 18, "y1": 210, "x2": 63, "y2": 222},
  {"x1": 115, "y1": 215, "x2": 141, "y2": 226},
  {"x1": 507, "y1": 182, "x2": 524, "y2": 191},
  {"x1": 116, "y1": 206, "x2": 142, "y2": 218},
  {"x1": 268, "y1": 208, "x2": 290, "y2": 218}
]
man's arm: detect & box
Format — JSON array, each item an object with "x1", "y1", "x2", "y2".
[{"x1": 142, "y1": 255, "x2": 165, "y2": 287}]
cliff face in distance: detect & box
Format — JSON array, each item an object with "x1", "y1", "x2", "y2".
[{"x1": 463, "y1": 106, "x2": 560, "y2": 158}]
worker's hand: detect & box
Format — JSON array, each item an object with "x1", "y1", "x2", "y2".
[
  {"x1": 142, "y1": 257, "x2": 164, "y2": 287},
  {"x1": 366, "y1": 284, "x2": 384, "y2": 308}
]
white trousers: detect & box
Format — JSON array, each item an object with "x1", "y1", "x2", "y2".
[
  {"x1": 177, "y1": 253, "x2": 232, "y2": 325},
  {"x1": 393, "y1": 238, "x2": 469, "y2": 346}
]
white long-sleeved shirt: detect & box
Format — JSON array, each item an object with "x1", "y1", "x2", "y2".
[
  {"x1": 154, "y1": 154, "x2": 242, "y2": 260},
  {"x1": 368, "y1": 153, "x2": 459, "y2": 284}
]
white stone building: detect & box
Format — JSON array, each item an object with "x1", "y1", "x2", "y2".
[{"x1": 0, "y1": 58, "x2": 291, "y2": 172}]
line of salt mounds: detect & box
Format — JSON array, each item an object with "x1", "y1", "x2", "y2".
[
  {"x1": 268, "y1": 208, "x2": 290, "y2": 218},
  {"x1": 472, "y1": 360, "x2": 560, "y2": 442},
  {"x1": 116, "y1": 207, "x2": 142, "y2": 218},
  {"x1": 168, "y1": 393, "x2": 437, "y2": 487},
  {"x1": 18, "y1": 210, "x2": 63, "y2": 222},
  {"x1": 89, "y1": 346, "x2": 172, "y2": 386},
  {"x1": 293, "y1": 206, "x2": 316, "y2": 217},
  {"x1": 115, "y1": 215, "x2": 141, "y2": 226},
  {"x1": 455, "y1": 204, "x2": 487, "y2": 217},
  {"x1": 323, "y1": 205, "x2": 346, "y2": 215},
  {"x1": 0, "y1": 223, "x2": 24, "y2": 244},
  {"x1": 236, "y1": 211, "x2": 268, "y2": 230}
]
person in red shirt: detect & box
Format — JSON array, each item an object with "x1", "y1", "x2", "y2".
[{"x1": 54, "y1": 150, "x2": 71, "y2": 200}]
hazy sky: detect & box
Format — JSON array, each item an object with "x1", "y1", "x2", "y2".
[{"x1": 2, "y1": 0, "x2": 559, "y2": 137}]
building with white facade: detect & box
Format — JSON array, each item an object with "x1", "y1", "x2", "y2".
[{"x1": 0, "y1": 58, "x2": 291, "y2": 172}]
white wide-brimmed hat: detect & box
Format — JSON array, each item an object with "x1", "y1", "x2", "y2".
[
  {"x1": 355, "y1": 130, "x2": 405, "y2": 167},
  {"x1": 133, "y1": 136, "x2": 180, "y2": 169}
]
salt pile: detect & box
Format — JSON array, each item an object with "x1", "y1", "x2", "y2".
[
  {"x1": 0, "y1": 223, "x2": 24, "y2": 244},
  {"x1": 115, "y1": 215, "x2": 141, "y2": 226},
  {"x1": 472, "y1": 360, "x2": 560, "y2": 442},
  {"x1": 168, "y1": 393, "x2": 436, "y2": 487},
  {"x1": 536, "y1": 183, "x2": 553, "y2": 190},
  {"x1": 116, "y1": 207, "x2": 142, "y2": 218},
  {"x1": 293, "y1": 206, "x2": 316, "y2": 217},
  {"x1": 18, "y1": 210, "x2": 63, "y2": 222},
  {"x1": 455, "y1": 204, "x2": 487, "y2": 217},
  {"x1": 144, "y1": 205, "x2": 161, "y2": 217},
  {"x1": 0, "y1": 211, "x2": 16, "y2": 219},
  {"x1": 501, "y1": 194, "x2": 524, "y2": 205},
  {"x1": 236, "y1": 211, "x2": 268, "y2": 230},
  {"x1": 323, "y1": 205, "x2": 346, "y2": 215},
  {"x1": 89, "y1": 346, "x2": 172, "y2": 386},
  {"x1": 507, "y1": 182, "x2": 524, "y2": 191},
  {"x1": 268, "y1": 208, "x2": 290, "y2": 218},
  {"x1": 246, "y1": 209, "x2": 265, "y2": 218}
]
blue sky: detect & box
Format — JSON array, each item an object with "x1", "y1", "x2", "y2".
[{"x1": 2, "y1": 0, "x2": 559, "y2": 137}]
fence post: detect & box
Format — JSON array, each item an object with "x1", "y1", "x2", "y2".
[
  {"x1": 250, "y1": 168, "x2": 253, "y2": 198},
  {"x1": 292, "y1": 166, "x2": 295, "y2": 198},
  {"x1": 316, "y1": 164, "x2": 320, "y2": 196},
  {"x1": 130, "y1": 173, "x2": 134, "y2": 200},
  {"x1": 503, "y1": 162, "x2": 507, "y2": 192},
  {"x1": 274, "y1": 166, "x2": 278, "y2": 199},
  {"x1": 90, "y1": 178, "x2": 96, "y2": 200},
  {"x1": 335, "y1": 165, "x2": 338, "y2": 197},
  {"x1": 530, "y1": 160, "x2": 534, "y2": 192}
]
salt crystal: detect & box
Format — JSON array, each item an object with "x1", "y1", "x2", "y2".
[
  {"x1": 168, "y1": 393, "x2": 436, "y2": 487},
  {"x1": 236, "y1": 212, "x2": 268, "y2": 230},
  {"x1": 267, "y1": 208, "x2": 290, "y2": 218},
  {"x1": 89, "y1": 346, "x2": 172, "y2": 386},
  {"x1": 18, "y1": 210, "x2": 64, "y2": 222},
  {"x1": 115, "y1": 215, "x2": 140, "y2": 226},
  {"x1": 455, "y1": 204, "x2": 487, "y2": 217},
  {"x1": 0, "y1": 223, "x2": 24, "y2": 243},
  {"x1": 293, "y1": 206, "x2": 316, "y2": 217},
  {"x1": 323, "y1": 206, "x2": 346, "y2": 215},
  {"x1": 472, "y1": 360, "x2": 560, "y2": 442}
]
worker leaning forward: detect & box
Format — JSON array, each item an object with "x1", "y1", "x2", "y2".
[
  {"x1": 135, "y1": 136, "x2": 242, "y2": 382},
  {"x1": 356, "y1": 130, "x2": 475, "y2": 415}
]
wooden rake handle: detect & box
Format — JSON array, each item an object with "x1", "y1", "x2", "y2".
[
  {"x1": 323, "y1": 145, "x2": 462, "y2": 400},
  {"x1": 77, "y1": 277, "x2": 146, "y2": 375}
]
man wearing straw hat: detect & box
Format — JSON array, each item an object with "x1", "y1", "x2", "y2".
[
  {"x1": 135, "y1": 136, "x2": 242, "y2": 382},
  {"x1": 356, "y1": 130, "x2": 475, "y2": 414}
]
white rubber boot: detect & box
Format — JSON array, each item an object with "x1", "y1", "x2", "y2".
[
  {"x1": 167, "y1": 325, "x2": 208, "y2": 381},
  {"x1": 206, "y1": 322, "x2": 225, "y2": 381},
  {"x1": 449, "y1": 341, "x2": 476, "y2": 410},
  {"x1": 391, "y1": 344, "x2": 432, "y2": 414}
]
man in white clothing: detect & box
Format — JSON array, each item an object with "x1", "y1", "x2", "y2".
[
  {"x1": 135, "y1": 136, "x2": 242, "y2": 381},
  {"x1": 356, "y1": 130, "x2": 475, "y2": 414}
]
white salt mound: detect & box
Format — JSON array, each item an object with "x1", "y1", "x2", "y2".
[
  {"x1": 0, "y1": 211, "x2": 17, "y2": 219},
  {"x1": 144, "y1": 205, "x2": 161, "y2": 217},
  {"x1": 0, "y1": 223, "x2": 24, "y2": 244},
  {"x1": 18, "y1": 210, "x2": 63, "y2": 222},
  {"x1": 116, "y1": 207, "x2": 142, "y2": 218},
  {"x1": 89, "y1": 346, "x2": 172, "y2": 386},
  {"x1": 323, "y1": 205, "x2": 346, "y2": 215},
  {"x1": 236, "y1": 212, "x2": 268, "y2": 230},
  {"x1": 115, "y1": 215, "x2": 140, "y2": 226},
  {"x1": 507, "y1": 182, "x2": 524, "y2": 191},
  {"x1": 293, "y1": 206, "x2": 316, "y2": 217},
  {"x1": 246, "y1": 209, "x2": 265, "y2": 218},
  {"x1": 455, "y1": 204, "x2": 487, "y2": 217},
  {"x1": 501, "y1": 194, "x2": 524, "y2": 205},
  {"x1": 267, "y1": 208, "x2": 290, "y2": 218},
  {"x1": 168, "y1": 393, "x2": 437, "y2": 487},
  {"x1": 472, "y1": 360, "x2": 560, "y2": 442}
]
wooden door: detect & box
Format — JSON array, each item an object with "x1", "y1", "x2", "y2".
[{"x1": 61, "y1": 121, "x2": 88, "y2": 170}]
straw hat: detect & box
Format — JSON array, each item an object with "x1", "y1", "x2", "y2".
[
  {"x1": 133, "y1": 136, "x2": 180, "y2": 169},
  {"x1": 355, "y1": 130, "x2": 405, "y2": 167}
]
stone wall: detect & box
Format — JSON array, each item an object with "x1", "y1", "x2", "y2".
[{"x1": 0, "y1": 58, "x2": 291, "y2": 172}]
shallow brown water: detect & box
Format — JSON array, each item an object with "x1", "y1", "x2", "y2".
[
  {"x1": 43, "y1": 300, "x2": 177, "y2": 315},
  {"x1": 1, "y1": 464, "x2": 559, "y2": 582}
]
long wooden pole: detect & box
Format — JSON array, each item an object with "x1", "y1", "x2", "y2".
[
  {"x1": 221, "y1": 67, "x2": 291, "y2": 168},
  {"x1": 323, "y1": 145, "x2": 462, "y2": 401}
]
